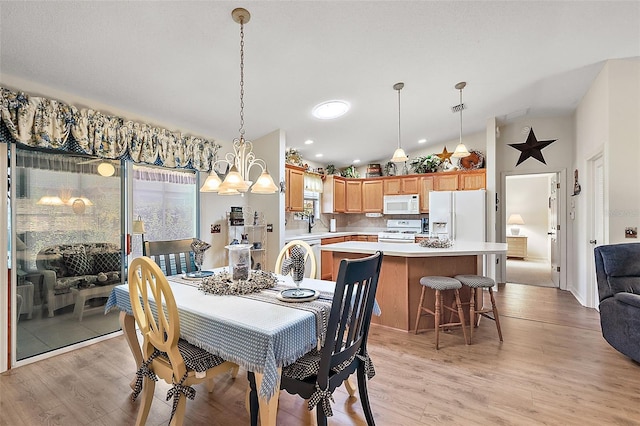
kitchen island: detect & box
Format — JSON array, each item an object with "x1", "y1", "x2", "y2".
[{"x1": 320, "y1": 241, "x2": 508, "y2": 332}]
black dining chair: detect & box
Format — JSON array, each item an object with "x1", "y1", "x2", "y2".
[{"x1": 248, "y1": 251, "x2": 383, "y2": 426}]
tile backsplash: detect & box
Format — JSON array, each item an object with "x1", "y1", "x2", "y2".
[{"x1": 285, "y1": 211, "x2": 427, "y2": 234}]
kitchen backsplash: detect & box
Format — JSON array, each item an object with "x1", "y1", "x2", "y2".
[{"x1": 285, "y1": 211, "x2": 427, "y2": 234}]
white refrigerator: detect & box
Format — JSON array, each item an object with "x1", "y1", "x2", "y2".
[{"x1": 429, "y1": 190, "x2": 486, "y2": 242}]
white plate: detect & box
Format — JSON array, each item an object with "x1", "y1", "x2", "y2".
[{"x1": 276, "y1": 288, "x2": 320, "y2": 303}]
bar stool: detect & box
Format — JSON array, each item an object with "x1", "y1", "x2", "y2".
[
  {"x1": 414, "y1": 276, "x2": 469, "y2": 349},
  {"x1": 455, "y1": 275, "x2": 503, "y2": 343}
]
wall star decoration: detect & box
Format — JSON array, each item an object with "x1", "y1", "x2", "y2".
[
  {"x1": 508, "y1": 127, "x2": 557, "y2": 166},
  {"x1": 436, "y1": 146, "x2": 453, "y2": 163}
]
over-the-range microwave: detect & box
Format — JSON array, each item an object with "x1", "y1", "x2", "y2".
[{"x1": 383, "y1": 194, "x2": 420, "y2": 215}]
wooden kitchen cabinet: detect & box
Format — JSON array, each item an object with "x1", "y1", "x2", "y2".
[
  {"x1": 322, "y1": 176, "x2": 346, "y2": 213},
  {"x1": 345, "y1": 180, "x2": 363, "y2": 213},
  {"x1": 285, "y1": 164, "x2": 304, "y2": 212},
  {"x1": 419, "y1": 176, "x2": 434, "y2": 212},
  {"x1": 434, "y1": 172, "x2": 459, "y2": 191},
  {"x1": 362, "y1": 179, "x2": 383, "y2": 213},
  {"x1": 458, "y1": 169, "x2": 486, "y2": 190},
  {"x1": 321, "y1": 236, "x2": 346, "y2": 279},
  {"x1": 383, "y1": 176, "x2": 420, "y2": 195}
]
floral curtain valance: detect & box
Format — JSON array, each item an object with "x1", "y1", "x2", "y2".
[{"x1": 0, "y1": 87, "x2": 220, "y2": 171}]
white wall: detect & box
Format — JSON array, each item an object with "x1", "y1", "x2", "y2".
[
  {"x1": 506, "y1": 174, "x2": 551, "y2": 260},
  {"x1": 574, "y1": 58, "x2": 640, "y2": 306}
]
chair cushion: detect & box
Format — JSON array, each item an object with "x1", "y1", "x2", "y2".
[
  {"x1": 282, "y1": 348, "x2": 374, "y2": 381},
  {"x1": 455, "y1": 274, "x2": 495, "y2": 288},
  {"x1": 171, "y1": 338, "x2": 226, "y2": 373},
  {"x1": 420, "y1": 276, "x2": 462, "y2": 290}
]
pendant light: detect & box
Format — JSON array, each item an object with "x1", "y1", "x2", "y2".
[
  {"x1": 390, "y1": 82, "x2": 409, "y2": 163},
  {"x1": 452, "y1": 81, "x2": 471, "y2": 158},
  {"x1": 200, "y1": 8, "x2": 278, "y2": 195}
]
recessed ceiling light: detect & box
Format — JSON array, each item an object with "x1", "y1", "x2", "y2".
[
  {"x1": 418, "y1": 138, "x2": 427, "y2": 144},
  {"x1": 305, "y1": 139, "x2": 314, "y2": 145},
  {"x1": 353, "y1": 159, "x2": 361, "y2": 164},
  {"x1": 315, "y1": 153, "x2": 323, "y2": 158},
  {"x1": 312, "y1": 100, "x2": 350, "y2": 119}
]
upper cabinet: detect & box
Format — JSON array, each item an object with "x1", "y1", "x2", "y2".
[
  {"x1": 458, "y1": 170, "x2": 486, "y2": 190},
  {"x1": 362, "y1": 180, "x2": 383, "y2": 213},
  {"x1": 285, "y1": 164, "x2": 305, "y2": 212},
  {"x1": 419, "y1": 176, "x2": 434, "y2": 212},
  {"x1": 433, "y1": 172, "x2": 459, "y2": 191},
  {"x1": 322, "y1": 175, "x2": 346, "y2": 213},
  {"x1": 383, "y1": 176, "x2": 420, "y2": 195},
  {"x1": 345, "y1": 180, "x2": 363, "y2": 213}
]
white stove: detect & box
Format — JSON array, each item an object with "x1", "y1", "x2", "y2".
[{"x1": 377, "y1": 219, "x2": 422, "y2": 243}]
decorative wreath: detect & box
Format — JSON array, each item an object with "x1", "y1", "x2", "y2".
[
  {"x1": 458, "y1": 150, "x2": 485, "y2": 170},
  {"x1": 199, "y1": 269, "x2": 278, "y2": 295},
  {"x1": 419, "y1": 238, "x2": 453, "y2": 249}
]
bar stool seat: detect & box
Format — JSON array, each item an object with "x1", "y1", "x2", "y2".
[
  {"x1": 414, "y1": 276, "x2": 469, "y2": 349},
  {"x1": 455, "y1": 274, "x2": 503, "y2": 343}
]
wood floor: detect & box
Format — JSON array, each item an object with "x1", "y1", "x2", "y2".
[{"x1": 1, "y1": 283, "x2": 639, "y2": 425}]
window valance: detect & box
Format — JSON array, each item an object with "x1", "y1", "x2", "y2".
[{"x1": 0, "y1": 87, "x2": 220, "y2": 171}]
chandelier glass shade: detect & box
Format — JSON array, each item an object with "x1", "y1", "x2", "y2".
[
  {"x1": 200, "y1": 8, "x2": 278, "y2": 195},
  {"x1": 452, "y1": 81, "x2": 471, "y2": 158},
  {"x1": 390, "y1": 82, "x2": 409, "y2": 163}
]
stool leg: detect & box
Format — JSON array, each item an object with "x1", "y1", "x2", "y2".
[
  {"x1": 469, "y1": 287, "x2": 476, "y2": 343},
  {"x1": 454, "y1": 289, "x2": 469, "y2": 345},
  {"x1": 434, "y1": 290, "x2": 441, "y2": 350},
  {"x1": 488, "y1": 288, "x2": 503, "y2": 341},
  {"x1": 414, "y1": 286, "x2": 426, "y2": 334}
]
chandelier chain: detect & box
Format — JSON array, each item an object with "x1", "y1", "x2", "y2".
[{"x1": 239, "y1": 17, "x2": 245, "y2": 137}]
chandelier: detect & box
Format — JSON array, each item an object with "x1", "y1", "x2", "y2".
[
  {"x1": 452, "y1": 81, "x2": 471, "y2": 158},
  {"x1": 200, "y1": 8, "x2": 278, "y2": 195},
  {"x1": 390, "y1": 82, "x2": 409, "y2": 163}
]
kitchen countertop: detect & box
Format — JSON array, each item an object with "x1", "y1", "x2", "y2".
[{"x1": 319, "y1": 241, "x2": 508, "y2": 257}]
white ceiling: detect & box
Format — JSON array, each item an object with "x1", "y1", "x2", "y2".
[{"x1": 1, "y1": 1, "x2": 639, "y2": 168}]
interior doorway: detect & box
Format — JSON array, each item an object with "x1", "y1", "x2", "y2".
[{"x1": 505, "y1": 173, "x2": 558, "y2": 288}]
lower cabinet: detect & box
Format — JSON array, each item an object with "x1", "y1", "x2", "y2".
[{"x1": 321, "y1": 236, "x2": 346, "y2": 279}]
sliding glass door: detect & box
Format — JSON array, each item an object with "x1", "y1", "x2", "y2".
[{"x1": 13, "y1": 148, "x2": 121, "y2": 360}]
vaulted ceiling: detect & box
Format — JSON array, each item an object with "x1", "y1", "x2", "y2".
[{"x1": 1, "y1": 1, "x2": 638, "y2": 167}]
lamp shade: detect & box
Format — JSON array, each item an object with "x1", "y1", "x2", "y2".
[
  {"x1": 451, "y1": 143, "x2": 470, "y2": 158},
  {"x1": 251, "y1": 170, "x2": 279, "y2": 194},
  {"x1": 200, "y1": 171, "x2": 223, "y2": 192},
  {"x1": 97, "y1": 162, "x2": 116, "y2": 177},
  {"x1": 507, "y1": 214, "x2": 525, "y2": 225},
  {"x1": 132, "y1": 216, "x2": 146, "y2": 234},
  {"x1": 218, "y1": 165, "x2": 251, "y2": 193},
  {"x1": 391, "y1": 147, "x2": 408, "y2": 163}
]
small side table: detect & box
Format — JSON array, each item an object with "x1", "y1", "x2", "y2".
[
  {"x1": 71, "y1": 283, "x2": 118, "y2": 321},
  {"x1": 506, "y1": 235, "x2": 528, "y2": 259},
  {"x1": 16, "y1": 281, "x2": 34, "y2": 319}
]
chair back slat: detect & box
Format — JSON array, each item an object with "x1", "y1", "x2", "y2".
[
  {"x1": 145, "y1": 238, "x2": 197, "y2": 276},
  {"x1": 128, "y1": 256, "x2": 186, "y2": 379},
  {"x1": 319, "y1": 251, "x2": 383, "y2": 387}
]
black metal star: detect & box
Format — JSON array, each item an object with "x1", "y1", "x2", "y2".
[{"x1": 508, "y1": 128, "x2": 557, "y2": 166}]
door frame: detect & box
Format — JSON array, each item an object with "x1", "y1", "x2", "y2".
[
  {"x1": 586, "y1": 151, "x2": 605, "y2": 309},
  {"x1": 499, "y1": 169, "x2": 567, "y2": 290}
]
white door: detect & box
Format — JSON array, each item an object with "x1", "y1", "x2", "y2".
[
  {"x1": 549, "y1": 174, "x2": 560, "y2": 287},
  {"x1": 588, "y1": 154, "x2": 605, "y2": 308}
]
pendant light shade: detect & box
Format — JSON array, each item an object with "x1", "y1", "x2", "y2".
[
  {"x1": 391, "y1": 82, "x2": 409, "y2": 163},
  {"x1": 200, "y1": 8, "x2": 278, "y2": 195},
  {"x1": 452, "y1": 81, "x2": 471, "y2": 158}
]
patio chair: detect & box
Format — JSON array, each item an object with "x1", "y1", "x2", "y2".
[
  {"x1": 144, "y1": 239, "x2": 197, "y2": 276},
  {"x1": 249, "y1": 251, "x2": 383, "y2": 426}
]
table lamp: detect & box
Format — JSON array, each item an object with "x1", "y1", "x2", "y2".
[
  {"x1": 132, "y1": 216, "x2": 146, "y2": 255},
  {"x1": 507, "y1": 214, "x2": 525, "y2": 235}
]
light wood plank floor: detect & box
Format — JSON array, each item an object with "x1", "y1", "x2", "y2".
[{"x1": 1, "y1": 283, "x2": 639, "y2": 425}]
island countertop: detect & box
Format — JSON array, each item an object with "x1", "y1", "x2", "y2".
[{"x1": 319, "y1": 241, "x2": 508, "y2": 257}]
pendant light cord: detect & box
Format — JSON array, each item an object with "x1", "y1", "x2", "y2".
[
  {"x1": 239, "y1": 16, "x2": 245, "y2": 139},
  {"x1": 397, "y1": 87, "x2": 402, "y2": 149}
]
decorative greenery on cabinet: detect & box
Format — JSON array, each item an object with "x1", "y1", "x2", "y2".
[{"x1": 410, "y1": 155, "x2": 441, "y2": 173}]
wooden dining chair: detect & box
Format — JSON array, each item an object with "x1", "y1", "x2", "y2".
[
  {"x1": 249, "y1": 251, "x2": 384, "y2": 426},
  {"x1": 145, "y1": 238, "x2": 197, "y2": 276},
  {"x1": 128, "y1": 256, "x2": 238, "y2": 426},
  {"x1": 274, "y1": 240, "x2": 318, "y2": 279}
]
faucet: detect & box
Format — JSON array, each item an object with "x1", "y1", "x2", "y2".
[{"x1": 308, "y1": 214, "x2": 315, "y2": 233}]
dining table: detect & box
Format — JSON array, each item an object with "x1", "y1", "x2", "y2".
[{"x1": 105, "y1": 268, "x2": 349, "y2": 426}]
